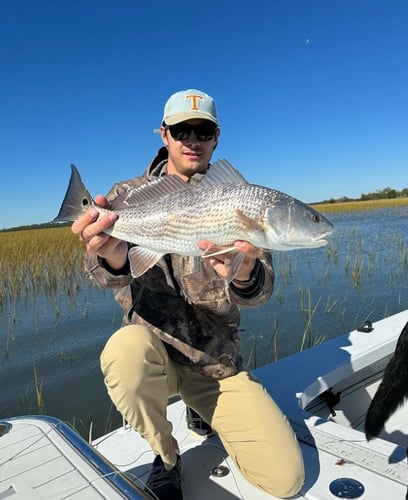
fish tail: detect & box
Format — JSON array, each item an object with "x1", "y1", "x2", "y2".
[
  {"x1": 54, "y1": 165, "x2": 94, "y2": 222},
  {"x1": 364, "y1": 321, "x2": 408, "y2": 440}
]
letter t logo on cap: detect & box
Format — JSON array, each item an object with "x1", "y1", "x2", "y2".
[{"x1": 185, "y1": 94, "x2": 203, "y2": 111}]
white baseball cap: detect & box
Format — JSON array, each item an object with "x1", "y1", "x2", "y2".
[{"x1": 162, "y1": 89, "x2": 218, "y2": 125}]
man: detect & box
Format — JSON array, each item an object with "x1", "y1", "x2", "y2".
[{"x1": 72, "y1": 89, "x2": 304, "y2": 499}]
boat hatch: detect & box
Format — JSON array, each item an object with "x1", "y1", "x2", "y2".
[{"x1": 0, "y1": 416, "x2": 148, "y2": 499}]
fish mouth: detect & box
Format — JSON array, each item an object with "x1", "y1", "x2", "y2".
[
  {"x1": 318, "y1": 228, "x2": 334, "y2": 239},
  {"x1": 310, "y1": 238, "x2": 329, "y2": 247},
  {"x1": 310, "y1": 229, "x2": 334, "y2": 246},
  {"x1": 284, "y1": 231, "x2": 333, "y2": 248},
  {"x1": 312, "y1": 235, "x2": 328, "y2": 243}
]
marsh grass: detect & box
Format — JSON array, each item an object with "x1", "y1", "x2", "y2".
[
  {"x1": 0, "y1": 226, "x2": 84, "y2": 307},
  {"x1": 299, "y1": 288, "x2": 324, "y2": 351},
  {"x1": 33, "y1": 360, "x2": 45, "y2": 414}
]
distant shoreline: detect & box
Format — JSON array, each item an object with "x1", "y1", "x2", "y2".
[{"x1": 312, "y1": 197, "x2": 408, "y2": 213}]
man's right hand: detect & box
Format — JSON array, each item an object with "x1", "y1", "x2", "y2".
[{"x1": 71, "y1": 195, "x2": 128, "y2": 271}]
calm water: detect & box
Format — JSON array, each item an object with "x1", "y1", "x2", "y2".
[{"x1": 1, "y1": 207, "x2": 408, "y2": 439}]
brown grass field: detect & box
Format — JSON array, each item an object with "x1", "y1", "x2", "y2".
[
  {"x1": 312, "y1": 196, "x2": 408, "y2": 213},
  {"x1": 0, "y1": 226, "x2": 84, "y2": 305}
]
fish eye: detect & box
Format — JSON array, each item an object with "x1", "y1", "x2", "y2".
[{"x1": 312, "y1": 214, "x2": 320, "y2": 223}]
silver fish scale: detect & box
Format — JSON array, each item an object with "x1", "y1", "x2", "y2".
[{"x1": 108, "y1": 183, "x2": 279, "y2": 253}]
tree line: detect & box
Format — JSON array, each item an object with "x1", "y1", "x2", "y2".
[{"x1": 323, "y1": 187, "x2": 408, "y2": 204}]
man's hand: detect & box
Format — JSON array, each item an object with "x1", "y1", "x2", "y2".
[
  {"x1": 198, "y1": 239, "x2": 261, "y2": 281},
  {"x1": 71, "y1": 195, "x2": 128, "y2": 271}
]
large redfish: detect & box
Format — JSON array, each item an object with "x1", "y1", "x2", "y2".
[{"x1": 54, "y1": 160, "x2": 333, "y2": 277}]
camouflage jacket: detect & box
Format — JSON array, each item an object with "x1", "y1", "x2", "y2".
[{"x1": 85, "y1": 147, "x2": 274, "y2": 379}]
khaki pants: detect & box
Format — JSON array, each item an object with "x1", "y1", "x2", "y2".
[{"x1": 100, "y1": 325, "x2": 304, "y2": 498}]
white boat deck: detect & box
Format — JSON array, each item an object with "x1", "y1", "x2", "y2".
[
  {"x1": 94, "y1": 310, "x2": 408, "y2": 499},
  {"x1": 95, "y1": 403, "x2": 283, "y2": 499}
]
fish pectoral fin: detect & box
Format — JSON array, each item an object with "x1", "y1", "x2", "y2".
[
  {"x1": 201, "y1": 245, "x2": 237, "y2": 258},
  {"x1": 201, "y1": 246, "x2": 245, "y2": 283},
  {"x1": 128, "y1": 247, "x2": 165, "y2": 278},
  {"x1": 235, "y1": 209, "x2": 263, "y2": 232},
  {"x1": 225, "y1": 252, "x2": 246, "y2": 282}
]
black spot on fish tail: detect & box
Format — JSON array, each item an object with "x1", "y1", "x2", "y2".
[{"x1": 54, "y1": 164, "x2": 95, "y2": 222}]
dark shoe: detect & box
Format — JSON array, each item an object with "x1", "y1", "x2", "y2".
[
  {"x1": 186, "y1": 407, "x2": 213, "y2": 438},
  {"x1": 145, "y1": 454, "x2": 183, "y2": 500}
]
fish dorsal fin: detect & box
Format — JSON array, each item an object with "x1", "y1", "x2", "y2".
[
  {"x1": 112, "y1": 175, "x2": 190, "y2": 209},
  {"x1": 201, "y1": 159, "x2": 248, "y2": 187},
  {"x1": 112, "y1": 160, "x2": 244, "y2": 209},
  {"x1": 128, "y1": 246, "x2": 166, "y2": 277}
]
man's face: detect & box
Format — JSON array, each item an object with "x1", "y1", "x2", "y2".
[{"x1": 161, "y1": 119, "x2": 220, "y2": 181}]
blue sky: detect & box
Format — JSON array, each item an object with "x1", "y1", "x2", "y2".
[{"x1": 1, "y1": 0, "x2": 407, "y2": 230}]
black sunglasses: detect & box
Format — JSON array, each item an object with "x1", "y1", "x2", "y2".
[{"x1": 164, "y1": 122, "x2": 218, "y2": 142}]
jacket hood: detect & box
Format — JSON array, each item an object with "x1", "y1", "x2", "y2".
[{"x1": 144, "y1": 146, "x2": 169, "y2": 180}]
